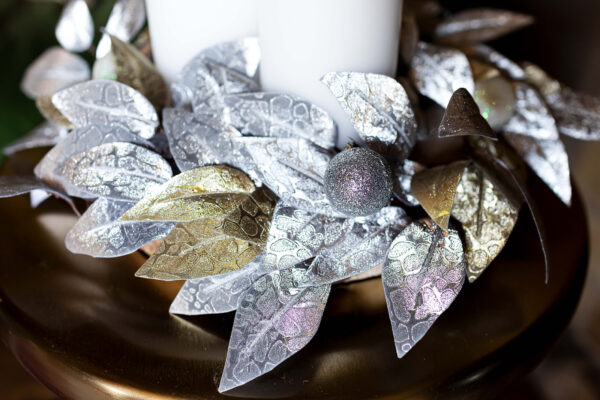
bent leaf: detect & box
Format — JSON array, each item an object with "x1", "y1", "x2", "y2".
[
  {"x1": 55, "y1": 0, "x2": 94, "y2": 53},
  {"x1": 411, "y1": 161, "x2": 469, "y2": 230},
  {"x1": 451, "y1": 164, "x2": 519, "y2": 282},
  {"x1": 121, "y1": 166, "x2": 255, "y2": 222},
  {"x1": 66, "y1": 197, "x2": 175, "y2": 258},
  {"x1": 96, "y1": 0, "x2": 147, "y2": 58},
  {"x1": 321, "y1": 72, "x2": 417, "y2": 159},
  {"x1": 383, "y1": 220, "x2": 466, "y2": 358}
]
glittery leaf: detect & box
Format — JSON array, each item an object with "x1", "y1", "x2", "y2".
[
  {"x1": 162, "y1": 107, "x2": 237, "y2": 172},
  {"x1": 393, "y1": 160, "x2": 424, "y2": 207},
  {"x1": 503, "y1": 133, "x2": 572, "y2": 205},
  {"x1": 222, "y1": 93, "x2": 337, "y2": 150},
  {"x1": 3, "y1": 122, "x2": 67, "y2": 156},
  {"x1": 34, "y1": 123, "x2": 154, "y2": 195},
  {"x1": 20, "y1": 47, "x2": 90, "y2": 99},
  {"x1": 221, "y1": 187, "x2": 279, "y2": 246},
  {"x1": 548, "y1": 88, "x2": 600, "y2": 141},
  {"x1": 169, "y1": 256, "x2": 269, "y2": 315},
  {"x1": 233, "y1": 137, "x2": 338, "y2": 216},
  {"x1": 120, "y1": 166, "x2": 255, "y2": 222},
  {"x1": 383, "y1": 220, "x2": 466, "y2": 358},
  {"x1": 321, "y1": 72, "x2": 417, "y2": 160},
  {"x1": 52, "y1": 80, "x2": 159, "y2": 139},
  {"x1": 36, "y1": 95, "x2": 74, "y2": 128},
  {"x1": 66, "y1": 197, "x2": 175, "y2": 258},
  {"x1": 411, "y1": 161, "x2": 469, "y2": 230},
  {"x1": 434, "y1": 8, "x2": 533, "y2": 45},
  {"x1": 302, "y1": 207, "x2": 411, "y2": 285},
  {"x1": 461, "y1": 44, "x2": 525, "y2": 80},
  {"x1": 171, "y1": 38, "x2": 260, "y2": 117},
  {"x1": 410, "y1": 42, "x2": 474, "y2": 108},
  {"x1": 59, "y1": 142, "x2": 172, "y2": 201},
  {"x1": 135, "y1": 218, "x2": 262, "y2": 281},
  {"x1": 55, "y1": 0, "x2": 94, "y2": 53},
  {"x1": 504, "y1": 83, "x2": 559, "y2": 141},
  {"x1": 96, "y1": 0, "x2": 147, "y2": 58},
  {"x1": 219, "y1": 268, "x2": 330, "y2": 392},
  {"x1": 93, "y1": 34, "x2": 167, "y2": 110},
  {"x1": 451, "y1": 164, "x2": 518, "y2": 282},
  {"x1": 438, "y1": 88, "x2": 496, "y2": 139}
]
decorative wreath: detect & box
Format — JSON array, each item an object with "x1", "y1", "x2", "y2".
[{"x1": 1, "y1": 0, "x2": 598, "y2": 392}]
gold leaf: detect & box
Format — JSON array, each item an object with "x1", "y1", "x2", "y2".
[
  {"x1": 93, "y1": 34, "x2": 168, "y2": 110},
  {"x1": 36, "y1": 95, "x2": 73, "y2": 128},
  {"x1": 120, "y1": 166, "x2": 255, "y2": 222},
  {"x1": 135, "y1": 217, "x2": 262, "y2": 281},
  {"x1": 221, "y1": 186, "x2": 279, "y2": 246},
  {"x1": 452, "y1": 165, "x2": 519, "y2": 282},
  {"x1": 411, "y1": 161, "x2": 469, "y2": 230}
]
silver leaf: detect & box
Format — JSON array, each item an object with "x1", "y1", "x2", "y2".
[
  {"x1": 35, "y1": 123, "x2": 154, "y2": 196},
  {"x1": 321, "y1": 72, "x2": 417, "y2": 160},
  {"x1": 504, "y1": 83, "x2": 559, "y2": 141},
  {"x1": 59, "y1": 142, "x2": 172, "y2": 201},
  {"x1": 303, "y1": 207, "x2": 411, "y2": 285},
  {"x1": 3, "y1": 121, "x2": 68, "y2": 156},
  {"x1": 66, "y1": 197, "x2": 175, "y2": 257},
  {"x1": 20, "y1": 47, "x2": 90, "y2": 99},
  {"x1": 0, "y1": 175, "x2": 48, "y2": 198},
  {"x1": 233, "y1": 137, "x2": 338, "y2": 215},
  {"x1": 548, "y1": 87, "x2": 600, "y2": 141},
  {"x1": 52, "y1": 80, "x2": 159, "y2": 139},
  {"x1": 170, "y1": 256, "x2": 269, "y2": 315},
  {"x1": 383, "y1": 220, "x2": 466, "y2": 358},
  {"x1": 393, "y1": 160, "x2": 424, "y2": 207},
  {"x1": 219, "y1": 267, "x2": 330, "y2": 392},
  {"x1": 96, "y1": 0, "x2": 147, "y2": 58},
  {"x1": 503, "y1": 133, "x2": 572, "y2": 205},
  {"x1": 460, "y1": 44, "x2": 525, "y2": 80},
  {"x1": 171, "y1": 38, "x2": 260, "y2": 116},
  {"x1": 410, "y1": 42, "x2": 474, "y2": 108},
  {"x1": 222, "y1": 93, "x2": 337, "y2": 150},
  {"x1": 55, "y1": 0, "x2": 94, "y2": 53},
  {"x1": 434, "y1": 8, "x2": 533, "y2": 45}
]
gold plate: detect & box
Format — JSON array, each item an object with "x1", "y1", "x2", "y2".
[{"x1": 0, "y1": 154, "x2": 588, "y2": 399}]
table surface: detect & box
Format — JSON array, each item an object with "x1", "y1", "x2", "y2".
[{"x1": 0, "y1": 150, "x2": 588, "y2": 400}]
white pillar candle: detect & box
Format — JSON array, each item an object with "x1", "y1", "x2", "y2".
[
  {"x1": 145, "y1": 0, "x2": 258, "y2": 82},
  {"x1": 258, "y1": 0, "x2": 403, "y2": 148}
]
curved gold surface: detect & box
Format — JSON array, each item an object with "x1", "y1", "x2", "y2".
[{"x1": 0, "y1": 152, "x2": 588, "y2": 399}]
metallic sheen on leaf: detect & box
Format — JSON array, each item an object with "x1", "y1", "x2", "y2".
[
  {"x1": 135, "y1": 218, "x2": 262, "y2": 281},
  {"x1": 171, "y1": 38, "x2": 260, "y2": 117},
  {"x1": 52, "y1": 80, "x2": 159, "y2": 139},
  {"x1": 452, "y1": 165, "x2": 518, "y2": 282},
  {"x1": 21, "y1": 47, "x2": 90, "y2": 99},
  {"x1": 36, "y1": 95, "x2": 74, "y2": 128},
  {"x1": 434, "y1": 8, "x2": 533, "y2": 45},
  {"x1": 321, "y1": 72, "x2": 417, "y2": 160},
  {"x1": 96, "y1": 0, "x2": 147, "y2": 58},
  {"x1": 3, "y1": 122, "x2": 67, "y2": 156},
  {"x1": 55, "y1": 0, "x2": 94, "y2": 53},
  {"x1": 222, "y1": 93, "x2": 337, "y2": 150},
  {"x1": 60, "y1": 142, "x2": 172, "y2": 201},
  {"x1": 66, "y1": 198, "x2": 175, "y2": 258},
  {"x1": 504, "y1": 83, "x2": 559, "y2": 141},
  {"x1": 219, "y1": 268, "x2": 330, "y2": 392},
  {"x1": 120, "y1": 166, "x2": 255, "y2": 222},
  {"x1": 438, "y1": 88, "x2": 496, "y2": 139},
  {"x1": 383, "y1": 220, "x2": 466, "y2": 358},
  {"x1": 411, "y1": 161, "x2": 469, "y2": 230},
  {"x1": 410, "y1": 42, "x2": 474, "y2": 108},
  {"x1": 94, "y1": 34, "x2": 167, "y2": 111}
]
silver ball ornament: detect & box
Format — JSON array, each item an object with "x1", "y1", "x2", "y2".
[{"x1": 325, "y1": 147, "x2": 393, "y2": 217}]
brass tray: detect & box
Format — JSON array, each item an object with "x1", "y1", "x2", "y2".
[{"x1": 0, "y1": 154, "x2": 588, "y2": 399}]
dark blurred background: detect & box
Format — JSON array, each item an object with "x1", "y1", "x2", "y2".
[{"x1": 1, "y1": 0, "x2": 600, "y2": 398}]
